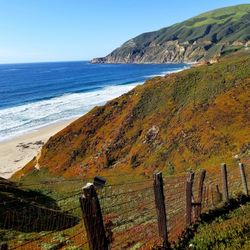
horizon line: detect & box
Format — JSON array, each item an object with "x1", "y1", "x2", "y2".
[{"x1": 0, "y1": 59, "x2": 91, "y2": 65}]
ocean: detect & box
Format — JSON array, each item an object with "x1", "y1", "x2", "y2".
[{"x1": 0, "y1": 61, "x2": 188, "y2": 142}]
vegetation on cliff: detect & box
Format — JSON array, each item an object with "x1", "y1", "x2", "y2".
[
  {"x1": 13, "y1": 49, "x2": 250, "y2": 181},
  {"x1": 92, "y1": 4, "x2": 250, "y2": 64},
  {"x1": 188, "y1": 201, "x2": 250, "y2": 249}
]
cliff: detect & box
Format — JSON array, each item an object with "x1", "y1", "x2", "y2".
[
  {"x1": 13, "y1": 50, "x2": 250, "y2": 180},
  {"x1": 92, "y1": 4, "x2": 250, "y2": 64}
]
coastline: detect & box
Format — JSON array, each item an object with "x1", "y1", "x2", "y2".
[
  {"x1": 0, "y1": 118, "x2": 76, "y2": 179},
  {"x1": 0, "y1": 65, "x2": 189, "y2": 180}
]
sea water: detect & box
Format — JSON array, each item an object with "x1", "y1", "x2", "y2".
[{"x1": 0, "y1": 61, "x2": 188, "y2": 141}]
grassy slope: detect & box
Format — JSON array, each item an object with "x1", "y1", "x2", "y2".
[
  {"x1": 0, "y1": 177, "x2": 84, "y2": 247},
  {"x1": 134, "y1": 4, "x2": 250, "y2": 43},
  {"x1": 187, "y1": 4, "x2": 250, "y2": 27},
  {"x1": 95, "y1": 4, "x2": 250, "y2": 63},
  {"x1": 188, "y1": 202, "x2": 250, "y2": 249},
  {"x1": 13, "y1": 50, "x2": 250, "y2": 181}
]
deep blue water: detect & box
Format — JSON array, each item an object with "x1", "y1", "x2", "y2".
[{"x1": 0, "y1": 61, "x2": 188, "y2": 141}]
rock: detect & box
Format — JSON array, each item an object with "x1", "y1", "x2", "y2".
[
  {"x1": 34, "y1": 140, "x2": 44, "y2": 145},
  {"x1": 143, "y1": 125, "x2": 160, "y2": 144}
]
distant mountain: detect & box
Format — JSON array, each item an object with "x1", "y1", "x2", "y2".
[
  {"x1": 13, "y1": 50, "x2": 250, "y2": 181},
  {"x1": 92, "y1": 4, "x2": 250, "y2": 64}
]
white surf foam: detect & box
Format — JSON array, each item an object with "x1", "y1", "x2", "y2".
[
  {"x1": 144, "y1": 66, "x2": 190, "y2": 78},
  {"x1": 0, "y1": 65, "x2": 189, "y2": 142},
  {"x1": 0, "y1": 83, "x2": 141, "y2": 142}
]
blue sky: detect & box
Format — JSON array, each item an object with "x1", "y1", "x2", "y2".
[{"x1": 0, "y1": 0, "x2": 249, "y2": 63}]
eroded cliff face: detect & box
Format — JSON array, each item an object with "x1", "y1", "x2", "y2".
[
  {"x1": 92, "y1": 4, "x2": 250, "y2": 64},
  {"x1": 92, "y1": 40, "x2": 226, "y2": 64}
]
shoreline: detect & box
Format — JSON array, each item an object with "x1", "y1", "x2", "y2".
[
  {"x1": 0, "y1": 118, "x2": 77, "y2": 179},
  {"x1": 0, "y1": 65, "x2": 189, "y2": 180}
]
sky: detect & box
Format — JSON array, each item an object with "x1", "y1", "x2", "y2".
[{"x1": 0, "y1": 0, "x2": 249, "y2": 63}]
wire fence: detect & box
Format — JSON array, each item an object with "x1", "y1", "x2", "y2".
[
  {"x1": 164, "y1": 174, "x2": 187, "y2": 242},
  {"x1": 0, "y1": 162, "x2": 249, "y2": 249},
  {"x1": 100, "y1": 179, "x2": 160, "y2": 249}
]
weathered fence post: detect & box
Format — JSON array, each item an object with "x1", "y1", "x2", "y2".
[
  {"x1": 153, "y1": 172, "x2": 170, "y2": 249},
  {"x1": 186, "y1": 171, "x2": 195, "y2": 227},
  {"x1": 221, "y1": 163, "x2": 229, "y2": 203},
  {"x1": 239, "y1": 163, "x2": 249, "y2": 196},
  {"x1": 196, "y1": 169, "x2": 206, "y2": 218},
  {"x1": 79, "y1": 183, "x2": 109, "y2": 250},
  {"x1": 0, "y1": 243, "x2": 8, "y2": 250}
]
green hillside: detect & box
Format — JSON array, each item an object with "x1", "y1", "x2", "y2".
[
  {"x1": 92, "y1": 4, "x2": 250, "y2": 63},
  {"x1": 13, "y1": 50, "x2": 250, "y2": 181},
  {"x1": 187, "y1": 201, "x2": 250, "y2": 249}
]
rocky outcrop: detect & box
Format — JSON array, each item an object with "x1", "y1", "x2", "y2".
[
  {"x1": 92, "y1": 4, "x2": 250, "y2": 64},
  {"x1": 93, "y1": 41, "x2": 221, "y2": 64}
]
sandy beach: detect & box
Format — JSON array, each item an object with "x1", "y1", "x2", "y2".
[{"x1": 0, "y1": 118, "x2": 76, "y2": 179}]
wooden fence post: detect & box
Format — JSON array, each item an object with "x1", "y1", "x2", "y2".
[
  {"x1": 196, "y1": 170, "x2": 206, "y2": 218},
  {"x1": 186, "y1": 171, "x2": 195, "y2": 227},
  {"x1": 153, "y1": 172, "x2": 170, "y2": 249},
  {"x1": 221, "y1": 163, "x2": 229, "y2": 203},
  {"x1": 239, "y1": 163, "x2": 249, "y2": 196},
  {"x1": 79, "y1": 183, "x2": 109, "y2": 250}
]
